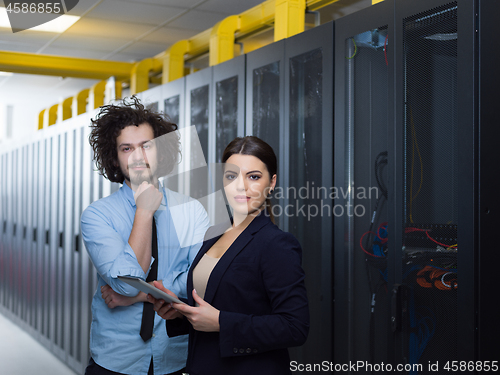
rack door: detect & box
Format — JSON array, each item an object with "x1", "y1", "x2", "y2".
[
  {"x1": 334, "y1": 0, "x2": 394, "y2": 366},
  {"x1": 284, "y1": 21, "x2": 334, "y2": 366},
  {"x1": 245, "y1": 41, "x2": 285, "y2": 228}
]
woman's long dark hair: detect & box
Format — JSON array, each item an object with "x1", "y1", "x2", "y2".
[{"x1": 222, "y1": 136, "x2": 277, "y2": 223}]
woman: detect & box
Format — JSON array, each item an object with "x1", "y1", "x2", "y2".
[{"x1": 149, "y1": 136, "x2": 309, "y2": 375}]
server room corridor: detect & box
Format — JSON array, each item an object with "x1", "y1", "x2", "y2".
[{"x1": 0, "y1": 312, "x2": 77, "y2": 375}]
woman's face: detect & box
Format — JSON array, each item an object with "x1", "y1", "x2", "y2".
[{"x1": 223, "y1": 154, "x2": 276, "y2": 217}]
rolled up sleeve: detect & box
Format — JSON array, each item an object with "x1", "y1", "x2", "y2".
[{"x1": 81, "y1": 204, "x2": 148, "y2": 296}]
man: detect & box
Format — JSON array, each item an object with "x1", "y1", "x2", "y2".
[{"x1": 81, "y1": 97, "x2": 209, "y2": 375}]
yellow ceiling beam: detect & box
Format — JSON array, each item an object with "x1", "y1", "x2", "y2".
[
  {"x1": 162, "y1": 40, "x2": 190, "y2": 84},
  {"x1": 89, "y1": 81, "x2": 107, "y2": 110},
  {"x1": 167, "y1": 0, "x2": 340, "y2": 70},
  {"x1": 113, "y1": 80, "x2": 123, "y2": 101},
  {"x1": 34, "y1": 0, "x2": 345, "y2": 130},
  {"x1": 209, "y1": 16, "x2": 241, "y2": 66},
  {"x1": 45, "y1": 104, "x2": 58, "y2": 127},
  {"x1": 73, "y1": 88, "x2": 90, "y2": 117},
  {"x1": 275, "y1": 0, "x2": 306, "y2": 41},
  {"x1": 58, "y1": 97, "x2": 73, "y2": 122},
  {"x1": 305, "y1": 0, "x2": 341, "y2": 11},
  {"x1": 372, "y1": 0, "x2": 384, "y2": 4},
  {"x1": 130, "y1": 58, "x2": 154, "y2": 95},
  {"x1": 237, "y1": 0, "x2": 276, "y2": 37},
  {"x1": 38, "y1": 109, "x2": 45, "y2": 130},
  {"x1": 188, "y1": 29, "x2": 213, "y2": 58},
  {"x1": 0, "y1": 51, "x2": 134, "y2": 80}
]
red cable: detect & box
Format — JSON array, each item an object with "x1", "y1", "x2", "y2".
[
  {"x1": 360, "y1": 231, "x2": 384, "y2": 257},
  {"x1": 425, "y1": 231, "x2": 455, "y2": 248},
  {"x1": 377, "y1": 222, "x2": 388, "y2": 244}
]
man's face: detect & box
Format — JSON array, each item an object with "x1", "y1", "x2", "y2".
[{"x1": 116, "y1": 123, "x2": 158, "y2": 190}]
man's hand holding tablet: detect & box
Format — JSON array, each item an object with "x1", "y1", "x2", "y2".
[{"x1": 117, "y1": 276, "x2": 185, "y2": 305}]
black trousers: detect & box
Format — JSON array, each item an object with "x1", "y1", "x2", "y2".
[{"x1": 85, "y1": 357, "x2": 186, "y2": 375}]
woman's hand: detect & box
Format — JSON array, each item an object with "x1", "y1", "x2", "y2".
[
  {"x1": 101, "y1": 284, "x2": 146, "y2": 308},
  {"x1": 148, "y1": 281, "x2": 183, "y2": 320},
  {"x1": 173, "y1": 289, "x2": 220, "y2": 332}
]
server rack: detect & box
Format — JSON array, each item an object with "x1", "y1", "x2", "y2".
[
  {"x1": 334, "y1": 0, "x2": 394, "y2": 366},
  {"x1": 283, "y1": 21, "x2": 334, "y2": 366},
  {"x1": 334, "y1": 0, "x2": 498, "y2": 371},
  {"x1": 476, "y1": 0, "x2": 500, "y2": 363},
  {"x1": 163, "y1": 77, "x2": 185, "y2": 129},
  {"x1": 209, "y1": 54, "x2": 246, "y2": 223},
  {"x1": 162, "y1": 77, "x2": 186, "y2": 193},
  {"x1": 244, "y1": 22, "x2": 335, "y2": 366},
  {"x1": 136, "y1": 84, "x2": 163, "y2": 114},
  {"x1": 185, "y1": 68, "x2": 212, "y2": 202},
  {"x1": 82, "y1": 113, "x2": 98, "y2": 370},
  {"x1": 211, "y1": 54, "x2": 246, "y2": 164},
  {"x1": 246, "y1": 40, "x2": 286, "y2": 230},
  {"x1": 63, "y1": 125, "x2": 76, "y2": 369},
  {"x1": 54, "y1": 131, "x2": 66, "y2": 359}
]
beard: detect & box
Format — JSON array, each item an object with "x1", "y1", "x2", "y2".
[{"x1": 122, "y1": 162, "x2": 156, "y2": 188}]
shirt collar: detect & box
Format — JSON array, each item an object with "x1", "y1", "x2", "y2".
[{"x1": 121, "y1": 181, "x2": 136, "y2": 207}]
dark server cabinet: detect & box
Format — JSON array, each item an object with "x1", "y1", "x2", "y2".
[
  {"x1": 186, "y1": 68, "x2": 212, "y2": 206},
  {"x1": 245, "y1": 40, "x2": 285, "y2": 165},
  {"x1": 334, "y1": 0, "x2": 393, "y2": 367},
  {"x1": 212, "y1": 54, "x2": 246, "y2": 164},
  {"x1": 210, "y1": 55, "x2": 246, "y2": 223},
  {"x1": 162, "y1": 77, "x2": 186, "y2": 193},
  {"x1": 394, "y1": 0, "x2": 462, "y2": 369},
  {"x1": 246, "y1": 40, "x2": 285, "y2": 229},
  {"x1": 163, "y1": 78, "x2": 185, "y2": 129},
  {"x1": 284, "y1": 22, "x2": 334, "y2": 367},
  {"x1": 476, "y1": 0, "x2": 500, "y2": 364},
  {"x1": 335, "y1": 0, "x2": 498, "y2": 371},
  {"x1": 246, "y1": 22, "x2": 334, "y2": 367}
]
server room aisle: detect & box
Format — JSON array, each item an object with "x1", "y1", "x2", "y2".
[{"x1": 0, "y1": 313, "x2": 77, "y2": 375}]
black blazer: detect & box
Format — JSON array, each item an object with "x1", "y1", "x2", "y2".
[{"x1": 167, "y1": 211, "x2": 309, "y2": 375}]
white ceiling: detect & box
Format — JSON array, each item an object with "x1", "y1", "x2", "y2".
[{"x1": 0, "y1": 0, "x2": 371, "y2": 140}]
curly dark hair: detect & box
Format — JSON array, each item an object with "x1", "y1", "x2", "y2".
[{"x1": 89, "y1": 96, "x2": 180, "y2": 183}]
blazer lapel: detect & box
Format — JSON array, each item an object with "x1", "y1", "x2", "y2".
[{"x1": 202, "y1": 211, "x2": 272, "y2": 305}]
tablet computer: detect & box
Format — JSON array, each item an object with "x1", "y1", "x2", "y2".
[{"x1": 117, "y1": 276, "x2": 185, "y2": 304}]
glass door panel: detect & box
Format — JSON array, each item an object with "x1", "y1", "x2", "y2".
[
  {"x1": 334, "y1": 1, "x2": 393, "y2": 364},
  {"x1": 401, "y1": 2, "x2": 458, "y2": 369}
]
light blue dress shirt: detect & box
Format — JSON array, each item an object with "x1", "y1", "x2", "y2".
[{"x1": 81, "y1": 182, "x2": 209, "y2": 375}]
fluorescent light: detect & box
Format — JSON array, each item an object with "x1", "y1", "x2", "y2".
[
  {"x1": 0, "y1": 72, "x2": 13, "y2": 76},
  {"x1": 0, "y1": 7, "x2": 79, "y2": 33},
  {"x1": 30, "y1": 14, "x2": 80, "y2": 33},
  {"x1": 0, "y1": 7, "x2": 10, "y2": 28}
]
